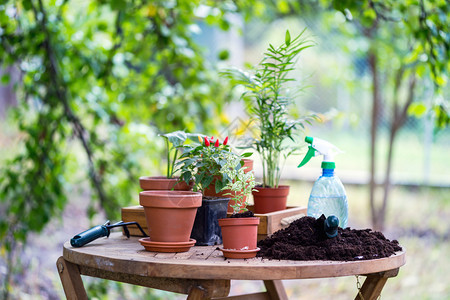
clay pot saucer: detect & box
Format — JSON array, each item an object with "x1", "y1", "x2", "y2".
[
  {"x1": 139, "y1": 238, "x2": 196, "y2": 253},
  {"x1": 220, "y1": 247, "x2": 260, "y2": 259}
]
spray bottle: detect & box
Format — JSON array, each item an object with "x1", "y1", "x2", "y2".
[{"x1": 298, "y1": 136, "x2": 348, "y2": 228}]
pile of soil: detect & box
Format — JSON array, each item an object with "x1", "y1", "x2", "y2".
[
  {"x1": 257, "y1": 215, "x2": 402, "y2": 261},
  {"x1": 230, "y1": 211, "x2": 254, "y2": 218}
]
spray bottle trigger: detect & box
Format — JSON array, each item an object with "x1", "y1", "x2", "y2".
[{"x1": 298, "y1": 146, "x2": 316, "y2": 168}]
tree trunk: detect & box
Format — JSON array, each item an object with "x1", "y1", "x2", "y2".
[
  {"x1": 378, "y1": 74, "x2": 416, "y2": 230},
  {"x1": 0, "y1": 65, "x2": 20, "y2": 118},
  {"x1": 368, "y1": 49, "x2": 381, "y2": 230}
]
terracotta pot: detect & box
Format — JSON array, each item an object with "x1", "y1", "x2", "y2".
[
  {"x1": 218, "y1": 217, "x2": 260, "y2": 259},
  {"x1": 203, "y1": 175, "x2": 228, "y2": 197},
  {"x1": 139, "y1": 176, "x2": 192, "y2": 191},
  {"x1": 241, "y1": 159, "x2": 254, "y2": 173},
  {"x1": 252, "y1": 185, "x2": 290, "y2": 214},
  {"x1": 139, "y1": 191, "x2": 202, "y2": 242},
  {"x1": 203, "y1": 159, "x2": 254, "y2": 213}
]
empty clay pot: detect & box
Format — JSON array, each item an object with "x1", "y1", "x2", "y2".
[{"x1": 139, "y1": 190, "x2": 202, "y2": 242}]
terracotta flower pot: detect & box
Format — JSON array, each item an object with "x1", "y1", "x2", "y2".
[
  {"x1": 139, "y1": 191, "x2": 202, "y2": 242},
  {"x1": 203, "y1": 175, "x2": 228, "y2": 197},
  {"x1": 139, "y1": 176, "x2": 192, "y2": 191},
  {"x1": 218, "y1": 217, "x2": 260, "y2": 259},
  {"x1": 252, "y1": 185, "x2": 290, "y2": 214},
  {"x1": 203, "y1": 159, "x2": 254, "y2": 213}
]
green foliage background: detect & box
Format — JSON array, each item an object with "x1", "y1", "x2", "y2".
[
  {"x1": 0, "y1": 0, "x2": 448, "y2": 298},
  {"x1": 0, "y1": 0, "x2": 238, "y2": 244}
]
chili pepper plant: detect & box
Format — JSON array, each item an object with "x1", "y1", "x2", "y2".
[{"x1": 176, "y1": 136, "x2": 252, "y2": 193}]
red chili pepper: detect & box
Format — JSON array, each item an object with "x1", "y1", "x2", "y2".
[
  {"x1": 214, "y1": 139, "x2": 219, "y2": 147},
  {"x1": 204, "y1": 137, "x2": 210, "y2": 146},
  {"x1": 223, "y1": 136, "x2": 228, "y2": 146}
]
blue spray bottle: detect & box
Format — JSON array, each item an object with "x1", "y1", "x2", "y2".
[{"x1": 298, "y1": 136, "x2": 348, "y2": 228}]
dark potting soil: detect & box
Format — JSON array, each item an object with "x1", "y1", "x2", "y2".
[
  {"x1": 230, "y1": 211, "x2": 255, "y2": 218},
  {"x1": 257, "y1": 215, "x2": 402, "y2": 261}
]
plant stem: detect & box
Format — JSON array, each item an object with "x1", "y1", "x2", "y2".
[
  {"x1": 170, "y1": 149, "x2": 178, "y2": 179},
  {"x1": 166, "y1": 139, "x2": 170, "y2": 178}
]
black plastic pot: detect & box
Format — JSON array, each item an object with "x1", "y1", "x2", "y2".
[{"x1": 190, "y1": 197, "x2": 230, "y2": 246}]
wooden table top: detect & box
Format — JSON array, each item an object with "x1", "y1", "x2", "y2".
[{"x1": 63, "y1": 232, "x2": 405, "y2": 281}]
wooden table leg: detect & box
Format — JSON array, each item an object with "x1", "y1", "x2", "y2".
[
  {"x1": 355, "y1": 268, "x2": 399, "y2": 300},
  {"x1": 56, "y1": 256, "x2": 88, "y2": 300},
  {"x1": 213, "y1": 280, "x2": 287, "y2": 300},
  {"x1": 187, "y1": 285, "x2": 211, "y2": 300},
  {"x1": 264, "y1": 280, "x2": 288, "y2": 300}
]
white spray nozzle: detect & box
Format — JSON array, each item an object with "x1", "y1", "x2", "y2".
[{"x1": 298, "y1": 136, "x2": 342, "y2": 169}]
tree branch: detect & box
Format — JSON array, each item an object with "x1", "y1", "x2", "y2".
[{"x1": 34, "y1": 0, "x2": 108, "y2": 212}]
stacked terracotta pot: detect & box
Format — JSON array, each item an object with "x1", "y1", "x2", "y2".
[{"x1": 138, "y1": 176, "x2": 201, "y2": 252}]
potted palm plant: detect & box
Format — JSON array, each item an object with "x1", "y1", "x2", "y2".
[
  {"x1": 177, "y1": 136, "x2": 252, "y2": 245},
  {"x1": 218, "y1": 153, "x2": 259, "y2": 259},
  {"x1": 139, "y1": 131, "x2": 198, "y2": 191},
  {"x1": 222, "y1": 29, "x2": 317, "y2": 213}
]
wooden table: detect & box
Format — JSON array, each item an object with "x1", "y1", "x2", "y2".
[{"x1": 57, "y1": 233, "x2": 405, "y2": 300}]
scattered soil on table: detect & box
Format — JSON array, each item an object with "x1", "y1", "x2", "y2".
[
  {"x1": 230, "y1": 211, "x2": 254, "y2": 218},
  {"x1": 257, "y1": 215, "x2": 402, "y2": 261}
]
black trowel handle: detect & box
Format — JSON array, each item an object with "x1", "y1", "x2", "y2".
[{"x1": 70, "y1": 224, "x2": 110, "y2": 247}]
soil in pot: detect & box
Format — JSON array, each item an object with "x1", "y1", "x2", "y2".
[
  {"x1": 190, "y1": 196, "x2": 229, "y2": 246},
  {"x1": 219, "y1": 212, "x2": 260, "y2": 259},
  {"x1": 229, "y1": 211, "x2": 254, "y2": 218},
  {"x1": 257, "y1": 215, "x2": 402, "y2": 261},
  {"x1": 252, "y1": 185, "x2": 289, "y2": 214}
]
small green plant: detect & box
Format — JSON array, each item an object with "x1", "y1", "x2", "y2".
[
  {"x1": 221, "y1": 152, "x2": 257, "y2": 214},
  {"x1": 160, "y1": 131, "x2": 200, "y2": 179},
  {"x1": 177, "y1": 136, "x2": 251, "y2": 193},
  {"x1": 222, "y1": 29, "x2": 318, "y2": 188}
]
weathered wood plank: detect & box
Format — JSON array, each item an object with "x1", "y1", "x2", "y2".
[
  {"x1": 79, "y1": 264, "x2": 230, "y2": 298},
  {"x1": 56, "y1": 257, "x2": 88, "y2": 300},
  {"x1": 206, "y1": 249, "x2": 226, "y2": 261},
  {"x1": 154, "y1": 252, "x2": 177, "y2": 259},
  {"x1": 355, "y1": 274, "x2": 388, "y2": 300},
  {"x1": 264, "y1": 280, "x2": 288, "y2": 300},
  {"x1": 187, "y1": 285, "x2": 210, "y2": 300},
  {"x1": 121, "y1": 206, "x2": 149, "y2": 236},
  {"x1": 264, "y1": 208, "x2": 307, "y2": 235},
  {"x1": 173, "y1": 249, "x2": 197, "y2": 260},
  {"x1": 354, "y1": 269, "x2": 399, "y2": 300},
  {"x1": 215, "y1": 292, "x2": 270, "y2": 300},
  {"x1": 191, "y1": 246, "x2": 217, "y2": 260},
  {"x1": 62, "y1": 233, "x2": 406, "y2": 281}
]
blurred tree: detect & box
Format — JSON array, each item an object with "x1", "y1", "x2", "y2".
[
  {"x1": 326, "y1": 0, "x2": 449, "y2": 230},
  {"x1": 270, "y1": 0, "x2": 449, "y2": 230},
  {"x1": 0, "y1": 0, "x2": 241, "y2": 298}
]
